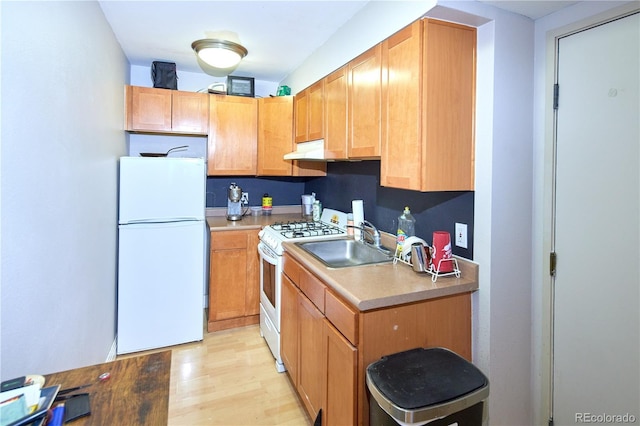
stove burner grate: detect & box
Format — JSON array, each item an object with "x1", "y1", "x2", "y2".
[{"x1": 270, "y1": 220, "x2": 345, "y2": 239}]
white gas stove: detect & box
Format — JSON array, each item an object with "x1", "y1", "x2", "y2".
[
  {"x1": 258, "y1": 208, "x2": 348, "y2": 255},
  {"x1": 257, "y1": 208, "x2": 348, "y2": 372}
]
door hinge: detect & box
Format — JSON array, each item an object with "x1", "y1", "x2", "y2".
[
  {"x1": 553, "y1": 84, "x2": 559, "y2": 110},
  {"x1": 549, "y1": 417, "x2": 554, "y2": 426},
  {"x1": 550, "y1": 252, "x2": 557, "y2": 276}
]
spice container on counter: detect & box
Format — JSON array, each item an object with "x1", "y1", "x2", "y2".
[
  {"x1": 347, "y1": 213, "x2": 354, "y2": 236},
  {"x1": 262, "y1": 193, "x2": 272, "y2": 215}
]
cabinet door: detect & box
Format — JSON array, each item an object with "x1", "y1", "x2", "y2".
[
  {"x1": 323, "y1": 320, "x2": 357, "y2": 426},
  {"x1": 298, "y1": 292, "x2": 325, "y2": 418},
  {"x1": 292, "y1": 161, "x2": 327, "y2": 177},
  {"x1": 171, "y1": 90, "x2": 209, "y2": 134},
  {"x1": 294, "y1": 89, "x2": 308, "y2": 143},
  {"x1": 422, "y1": 19, "x2": 476, "y2": 191},
  {"x1": 324, "y1": 66, "x2": 348, "y2": 160},
  {"x1": 348, "y1": 45, "x2": 382, "y2": 159},
  {"x1": 281, "y1": 274, "x2": 299, "y2": 384},
  {"x1": 307, "y1": 80, "x2": 324, "y2": 141},
  {"x1": 380, "y1": 20, "x2": 423, "y2": 190},
  {"x1": 126, "y1": 86, "x2": 172, "y2": 132},
  {"x1": 208, "y1": 95, "x2": 258, "y2": 176},
  {"x1": 209, "y1": 247, "x2": 247, "y2": 321},
  {"x1": 208, "y1": 230, "x2": 259, "y2": 323},
  {"x1": 257, "y1": 96, "x2": 294, "y2": 176}
]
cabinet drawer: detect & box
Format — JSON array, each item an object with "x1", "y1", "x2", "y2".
[
  {"x1": 325, "y1": 290, "x2": 358, "y2": 345},
  {"x1": 210, "y1": 231, "x2": 249, "y2": 250},
  {"x1": 283, "y1": 252, "x2": 303, "y2": 283},
  {"x1": 300, "y1": 271, "x2": 326, "y2": 314}
]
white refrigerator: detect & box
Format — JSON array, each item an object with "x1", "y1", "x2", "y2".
[{"x1": 117, "y1": 157, "x2": 205, "y2": 354}]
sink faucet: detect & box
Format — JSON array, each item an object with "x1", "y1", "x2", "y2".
[{"x1": 348, "y1": 220, "x2": 381, "y2": 248}]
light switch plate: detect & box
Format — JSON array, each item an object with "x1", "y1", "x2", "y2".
[{"x1": 455, "y1": 223, "x2": 468, "y2": 249}]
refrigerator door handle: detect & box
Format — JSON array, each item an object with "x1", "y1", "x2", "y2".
[{"x1": 121, "y1": 217, "x2": 202, "y2": 225}]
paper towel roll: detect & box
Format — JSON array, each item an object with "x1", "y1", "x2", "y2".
[{"x1": 352, "y1": 200, "x2": 364, "y2": 240}]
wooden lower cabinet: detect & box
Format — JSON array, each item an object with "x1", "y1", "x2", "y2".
[
  {"x1": 281, "y1": 275, "x2": 299, "y2": 383},
  {"x1": 208, "y1": 230, "x2": 260, "y2": 332},
  {"x1": 298, "y1": 290, "x2": 325, "y2": 417},
  {"x1": 282, "y1": 270, "x2": 327, "y2": 419},
  {"x1": 323, "y1": 319, "x2": 357, "y2": 426},
  {"x1": 281, "y1": 252, "x2": 471, "y2": 425}
]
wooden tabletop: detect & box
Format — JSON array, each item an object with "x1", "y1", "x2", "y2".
[{"x1": 44, "y1": 351, "x2": 171, "y2": 425}]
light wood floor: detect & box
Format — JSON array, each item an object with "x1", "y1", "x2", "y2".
[{"x1": 119, "y1": 324, "x2": 310, "y2": 425}]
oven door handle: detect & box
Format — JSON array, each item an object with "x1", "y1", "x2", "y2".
[{"x1": 258, "y1": 243, "x2": 279, "y2": 265}]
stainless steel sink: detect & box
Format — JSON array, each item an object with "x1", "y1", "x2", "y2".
[{"x1": 297, "y1": 239, "x2": 393, "y2": 268}]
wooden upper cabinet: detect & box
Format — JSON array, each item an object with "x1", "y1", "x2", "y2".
[
  {"x1": 125, "y1": 86, "x2": 208, "y2": 135},
  {"x1": 126, "y1": 86, "x2": 172, "y2": 132},
  {"x1": 348, "y1": 44, "x2": 382, "y2": 159},
  {"x1": 380, "y1": 20, "x2": 423, "y2": 190},
  {"x1": 257, "y1": 96, "x2": 294, "y2": 176},
  {"x1": 381, "y1": 19, "x2": 476, "y2": 191},
  {"x1": 423, "y1": 19, "x2": 476, "y2": 191},
  {"x1": 324, "y1": 66, "x2": 348, "y2": 160},
  {"x1": 292, "y1": 161, "x2": 327, "y2": 177},
  {"x1": 294, "y1": 89, "x2": 308, "y2": 143},
  {"x1": 258, "y1": 96, "x2": 326, "y2": 177},
  {"x1": 294, "y1": 80, "x2": 324, "y2": 144},
  {"x1": 307, "y1": 80, "x2": 324, "y2": 141},
  {"x1": 171, "y1": 90, "x2": 210, "y2": 134},
  {"x1": 208, "y1": 95, "x2": 257, "y2": 176}
]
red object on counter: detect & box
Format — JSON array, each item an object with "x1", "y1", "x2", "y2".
[{"x1": 432, "y1": 231, "x2": 453, "y2": 273}]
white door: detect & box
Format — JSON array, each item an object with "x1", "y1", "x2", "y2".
[{"x1": 552, "y1": 12, "x2": 639, "y2": 424}]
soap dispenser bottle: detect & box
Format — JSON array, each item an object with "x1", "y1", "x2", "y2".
[{"x1": 395, "y1": 206, "x2": 416, "y2": 257}]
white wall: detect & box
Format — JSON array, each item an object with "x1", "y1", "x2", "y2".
[
  {"x1": 0, "y1": 1, "x2": 128, "y2": 377},
  {"x1": 129, "y1": 64, "x2": 279, "y2": 97},
  {"x1": 440, "y1": 3, "x2": 535, "y2": 424},
  {"x1": 280, "y1": 1, "x2": 436, "y2": 92}
]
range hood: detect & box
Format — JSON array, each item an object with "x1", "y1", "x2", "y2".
[{"x1": 283, "y1": 139, "x2": 326, "y2": 161}]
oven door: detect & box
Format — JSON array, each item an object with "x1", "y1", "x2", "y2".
[{"x1": 258, "y1": 242, "x2": 282, "y2": 331}]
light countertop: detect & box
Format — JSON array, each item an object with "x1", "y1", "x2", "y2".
[
  {"x1": 283, "y1": 239, "x2": 479, "y2": 311},
  {"x1": 206, "y1": 206, "x2": 306, "y2": 231},
  {"x1": 207, "y1": 205, "x2": 479, "y2": 312}
]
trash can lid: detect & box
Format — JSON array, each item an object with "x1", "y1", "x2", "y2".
[{"x1": 366, "y1": 347, "x2": 488, "y2": 410}]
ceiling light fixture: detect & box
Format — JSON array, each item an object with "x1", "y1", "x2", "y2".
[{"x1": 191, "y1": 39, "x2": 248, "y2": 69}]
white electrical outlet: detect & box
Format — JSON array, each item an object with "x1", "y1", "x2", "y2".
[
  {"x1": 241, "y1": 192, "x2": 249, "y2": 204},
  {"x1": 455, "y1": 223, "x2": 468, "y2": 249}
]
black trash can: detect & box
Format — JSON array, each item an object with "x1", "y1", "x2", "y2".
[{"x1": 366, "y1": 347, "x2": 489, "y2": 426}]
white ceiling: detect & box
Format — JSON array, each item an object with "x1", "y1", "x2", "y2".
[
  {"x1": 478, "y1": 0, "x2": 579, "y2": 20},
  {"x1": 98, "y1": 1, "x2": 580, "y2": 83}
]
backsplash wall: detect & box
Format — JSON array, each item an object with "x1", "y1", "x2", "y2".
[
  {"x1": 206, "y1": 161, "x2": 474, "y2": 259},
  {"x1": 206, "y1": 177, "x2": 308, "y2": 208},
  {"x1": 305, "y1": 161, "x2": 474, "y2": 259}
]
